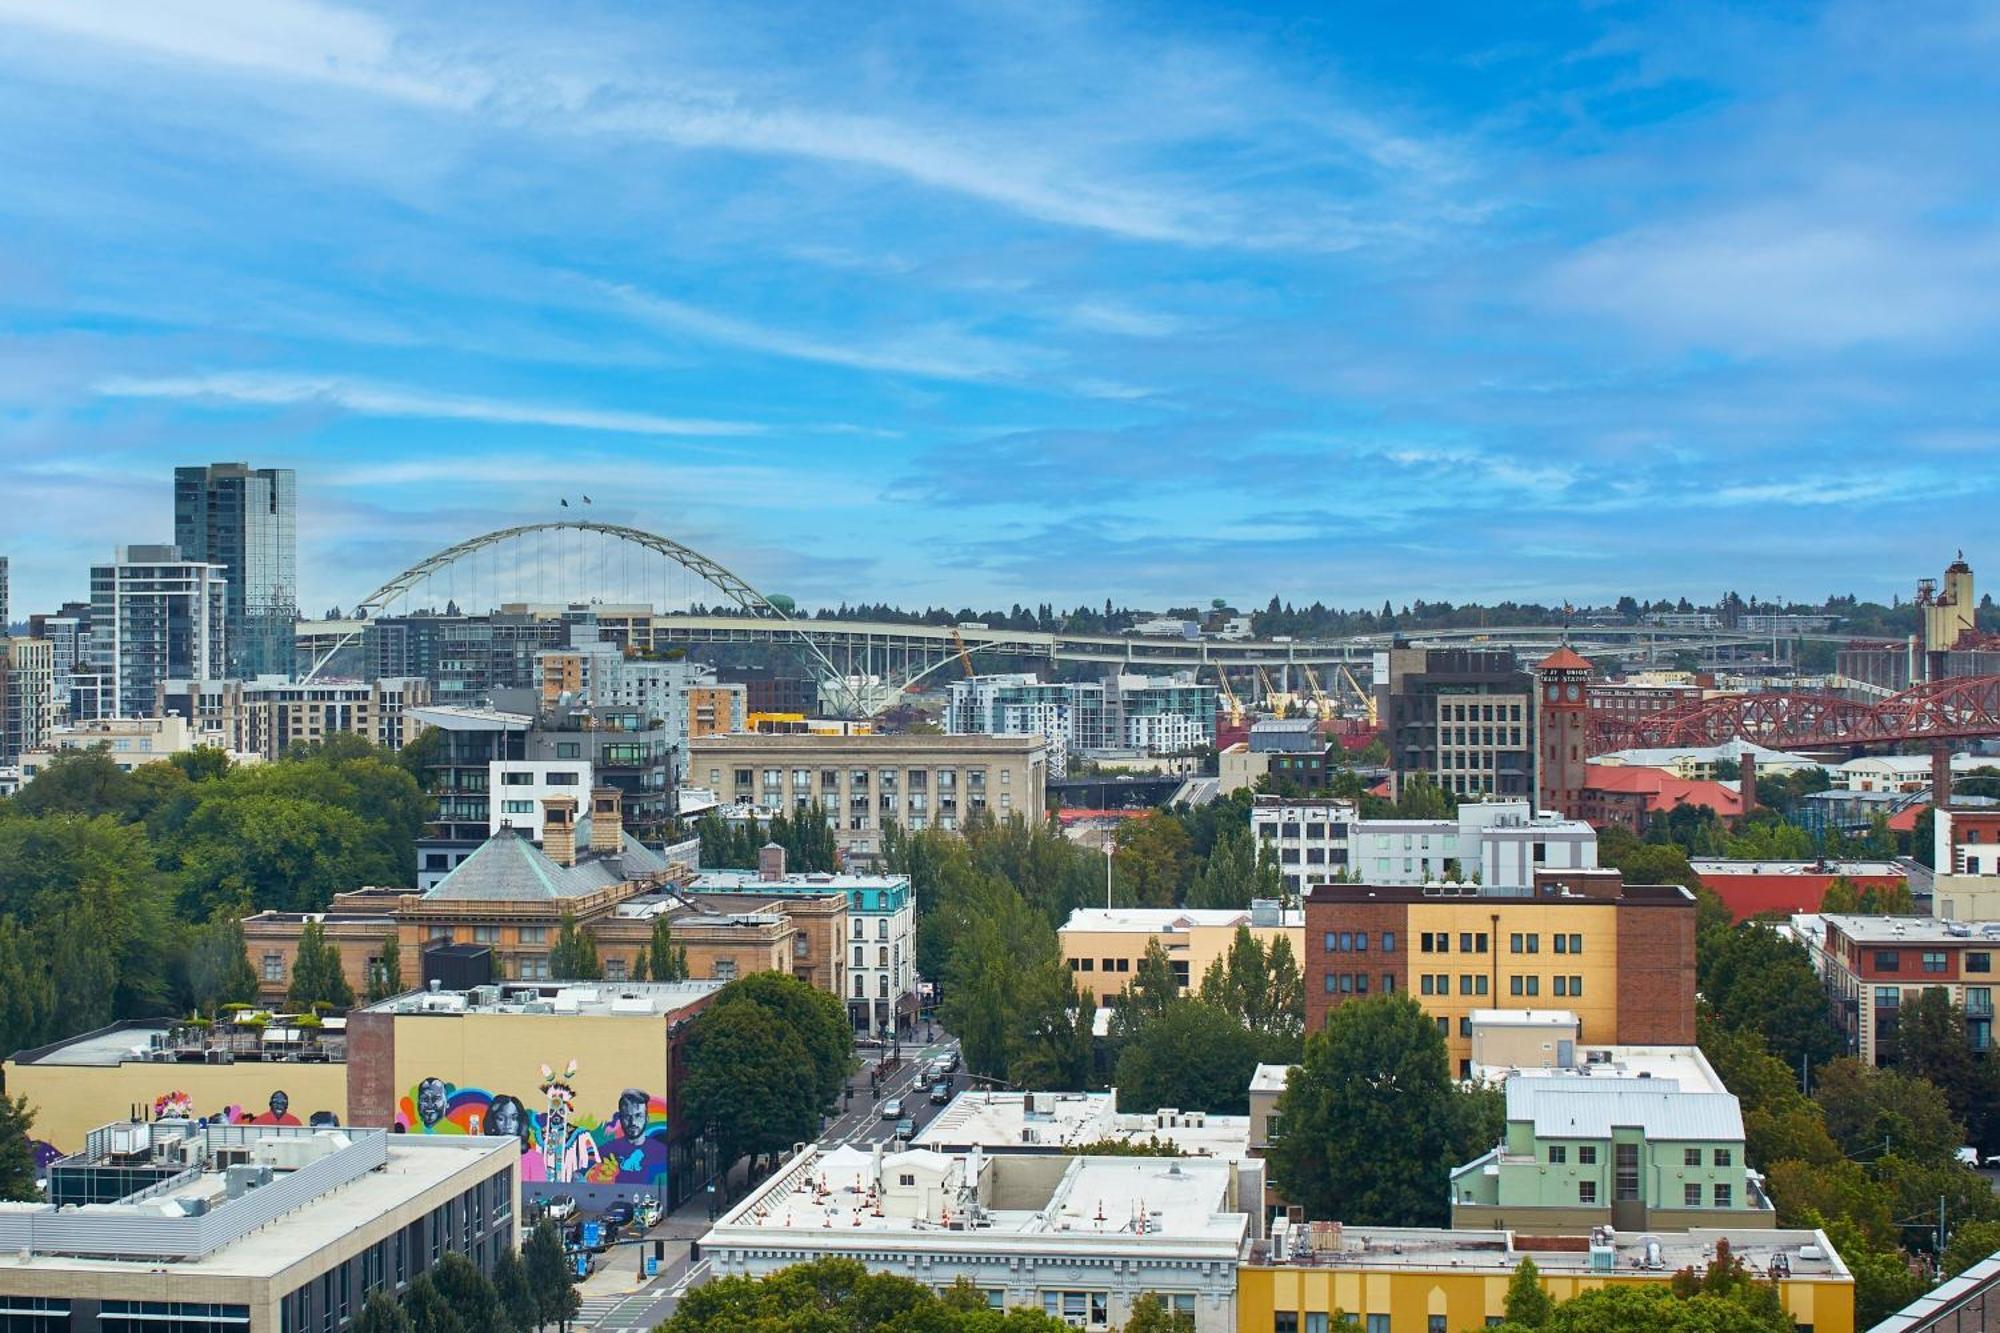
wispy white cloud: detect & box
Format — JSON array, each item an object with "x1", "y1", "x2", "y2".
[
  {"x1": 593, "y1": 282, "x2": 1032, "y2": 383},
  {"x1": 0, "y1": 0, "x2": 1279, "y2": 248},
  {"x1": 94, "y1": 372, "x2": 763, "y2": 437}
]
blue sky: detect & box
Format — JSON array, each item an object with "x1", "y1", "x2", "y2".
[{"x1": 3, "y1": 0, "x2": 1997, "y2": 619}]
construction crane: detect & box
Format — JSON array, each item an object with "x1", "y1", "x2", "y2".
[
  {"x1": 1335, "y1": 663, "x2": 1378, "y2": 726},
  {"x1": 1255, "y1": 665, "x2": 1296, "y2": 717},
  {"x1": 1212, "y1": 665, "x2": 1245, "y2": 727},
  {"x1": 1300, "y1": 664, "x2": 1333, "y2": 718},
  {"x1": 949, "y1": 628, "x2": 978, "y2": 679}
]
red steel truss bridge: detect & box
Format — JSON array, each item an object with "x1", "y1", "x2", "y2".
[{"x1": 1588, "y1": 676, "x2": 2000, "y2": 754}]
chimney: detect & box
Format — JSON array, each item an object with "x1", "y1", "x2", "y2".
[
  {"x1": 1933, "y1": 743, "x2": 1953, "y2": 815},
  {"x1": 1738, "y1": 750, "x2": 1757, "y2": 819},
  {"x1": 589, "y1": 786, "x2": 623, "y2": 857},
  {"x1": 542, "y1": 796, "x2": 579, "y2": 867},
  {"x1": 759, "y1": 841, "x2": 787, "y2": 881}
]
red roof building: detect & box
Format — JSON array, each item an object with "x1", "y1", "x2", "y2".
[
  {"x1": 1577, "y1": 763, "x2": 1744, "y2": 833},
  {"x1": 1689, "y1": 859, "x2": 1908, "y2": 922}
]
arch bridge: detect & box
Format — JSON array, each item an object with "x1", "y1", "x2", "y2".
[{"x1": 313, "y1": 522, "x2": 1776, "y2": 714}]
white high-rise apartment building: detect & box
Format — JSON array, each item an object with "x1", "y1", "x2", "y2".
[{"x1": 89, "y1": 545, "x2": 227, "y2": 718}]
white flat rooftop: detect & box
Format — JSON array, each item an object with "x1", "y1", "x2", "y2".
[
  {"x1": 1474, "y1": 1042, "x2": 1728, "y2": 1096},
  {"x1": 1249, "y1": 1064, "x2": 1292, "y2": 1095},
  {"x1": 1691, "y1": 859, "x2": 1905, "y2": 877},
  {"x1": 4, "y1": 1136, "x2": 510, "y2": 1279},
  {"x1": 363, "y1": 980, "x2": 723, "y2": 1017},
  {"x1": 1820, "y1": 913, "x2": 2000, "y2": 946},
  {"x1": 1061, "y1": 907, "x2": 1301, "y2": 932},
  {"x1": 1249, "y1": 1225, "x2": 1848, "y2": 1281},
  {"x1": 712, "y1": 1144, "x2": 1247, "y2": 1248},
  {"x1": 913, "y1": 1090, "x2": 1251, "y2": 1159}
]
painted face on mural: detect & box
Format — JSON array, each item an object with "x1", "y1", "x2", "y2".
[
  {"x1": 487, "y1": 1095, "x2": 527, "y2": 1142},
  {"x1": 616, "y1": 1089, "x2": 648, "y2": 1142},
  {"x1": 268, "y1": 1091, "x2": 289, "y2": 1118},
  {"x1": 417, "y1": 1078, "x2": 449, "y2": 1127}
]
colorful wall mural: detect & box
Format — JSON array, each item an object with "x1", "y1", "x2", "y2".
[
  {"x1": 150, "y1": 1089, "x2": 337, "y2": 1128},
  {"x1": 393, "y1": 1059, "x2": 669, "y2": 1185}
]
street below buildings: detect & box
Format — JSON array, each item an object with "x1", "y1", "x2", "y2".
[{"x1": 572, "y1": 1028, "x2": 962, "y2": 1332}]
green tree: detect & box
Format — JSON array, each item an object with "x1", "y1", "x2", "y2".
[
  {"x1": 493, "y1": 1247, "x2": 539, "y2": 1333},
  {"x1": 1814, "y1": 1058, "x2": 1965, "y2": 1165},
  {"x1": 1502, "y1": 1256, "x2": 1553, "y2": 1328},
  {"x1": 353, "y1": 1291, "x2": 413, "y2": 1333},
  {"x1": 1943, "y1": 1217, "x2": 2000, "y2": 1279},
  {"x1": 430, "y1": 1251, "x2": 510, "y2": 1333},
  {"x1": 1819, "y1": 875, "x2": 1860, "y2": 914},
  {"x1": 367, "y1": 934, "x2": 403, "y2": 1002},
  {"x1": 1121, "y1": 1292, "x2": 1194, "y2": 1333},
  {"x1": 1110, "y1": 938, "x2": 1184, "y2": 1040},
  {"x1": 707, "y1": 971, "x2": 854, "y2": 1110},
  {"x1": 522, "y1": 1218, "x2": 580, "y2": 1332},
  {"x1": 184, "y1": 914, "x2": 258, "y2": 1016},
  {"x1": 1186, "y1": 822, "x2": 1279, "y2": 910},
  {"x1": 1112, "y1": 815, "x2": 1192, "y2": 907},
  {"x1": 0, "y1": 1096, "x2": 41, "y2": 1201},
  {"x1": 647, "y1": 914, "x2": 689, "y2": 982},
  {"x1": 663, "y1": 1256, "x2": 1072, "y2": 1333},
  {"x1": 1267, "y1": 993, "x2": 1459, "y2": 1226},
  {"x1": 1697, "y1": 923, "x2": 1842, "y2": 1074},
  {"x1": 1196, "y1": 927, "x2": 1303, "y2": 1048},
  {"x1": 1816, "y1": 1214, "x2": 1930, "y2": 1328},
  {"x1": 547, "y1": 913, "x2": 601, "y2": 981},
  {"x1": 400, "y1": 1272, "x2": 463, "y2": 1333},
  {"x1": 681, "y1": 1001, "x2": 818, "y2": 1170},
  {"x1": 287, "y1": 919, "x2": 355, "y2": 1009},
  {"x1": 1115, "y1": 1001, "x2": 1262, "y2": 1115},
  {"x1": 1896, "y1": 987, "x2": 2000, "y2": 1151},
  {"x1": 8, "y1": 749, "x2": 138, "y2": 818}
]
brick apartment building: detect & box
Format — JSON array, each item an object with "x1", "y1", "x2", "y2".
[{"x1": 1305, "y1": 870, "x2": 1697, "y2": 1077}]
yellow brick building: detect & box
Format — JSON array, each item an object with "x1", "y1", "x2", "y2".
[
  {"x1": 1236, "y1": 1225, "x2": 1853, "y2": 1333},
  {"x1": 1306, "y1": 875, "x2": 1696, "y2": 1077},
  {"x1": 1059, "y1": 906, "x2": 1304, "y2": 1003}
]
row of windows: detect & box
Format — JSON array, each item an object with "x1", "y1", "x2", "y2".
[
  {"x1": 1323, "y1": 973, "x2": 1396, "y2": 995},
  {"x1": 1508, "y1": 932, "x2": 1585, "y2": 955},
  {"x1": 1419, "y1": 973, "x2": 1488, "y2": 996},
  {"x1": 1419, "y1": 932, "x2": 1487, "y2": 954},
  {"x1": 1322, "y1": 931, "x2": 1396, "y2": 954},
  {"x1": 1509, "y1": 975, "x2": 1585, "y2": 997},
  {"x1": 1873, "y1": 950, "x2": 1957, "y2": 974}
]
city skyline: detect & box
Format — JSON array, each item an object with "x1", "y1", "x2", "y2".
[{"x1": 5, "y1": 1, "x2": 2000, "y2": 618}]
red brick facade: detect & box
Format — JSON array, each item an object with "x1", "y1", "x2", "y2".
[
  {"x1": 1305, "y1": 901, "x2": 1410, "y2": 1033},
  {"x1": 1612, "y1": 899, "x2": 1697, "y2": 1044}
]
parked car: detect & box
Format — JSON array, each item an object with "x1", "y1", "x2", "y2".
[
  {"x1": 929, "y1": 1080, "x2": 952, "y2": 1105},
  {"x1": 895, "y1": 1118, "x2": 915, "y2": 1140},
  {"x1": 603, "y1": 1200, "x2": 636, "y2": 1228},
  {"x1": 544, "y1": 1194, "x2": 578, "y2": 1221},
  {"x1": 634, "y1": 1197, "x2": 663, "y2": 1228},
  {"x1": 881, "y1": 1098, "x2": 903, "y2": 1119}
]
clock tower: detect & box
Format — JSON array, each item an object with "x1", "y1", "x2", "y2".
[{"x1": 1535, "y1": 645, "x2": 1595, "y2": 818}]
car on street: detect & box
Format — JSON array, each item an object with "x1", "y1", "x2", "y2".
[
  {"x1": 544, "y1": 1194, "x2": 578, "y2": 1221},
  {"x1": 929, "y1": 1080, "x2": 951, "y2": 1104},
  {"x1": 895, "y1": 1117, "x2": 915, "y2": 1140},
  {"x1": 603, "y1": 1200, "x2": 636, "y2": 1228},
  {"x1": 881, "y1": 1097, "x2": 903, "y2": 1119}
]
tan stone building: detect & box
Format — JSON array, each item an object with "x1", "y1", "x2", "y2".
[
  {"x1": 242, "y1": 788, "x2": 845, "y2": 1000},
  {"x1": 686, "y1": 732, "x2": 1048, "y2": 862}
]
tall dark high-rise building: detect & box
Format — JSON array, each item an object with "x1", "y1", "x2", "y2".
[
  {"x1": 0, "y1": 554, "x2": 9, "y2": 631},
  {"x1": 1372, "y1": 644, "x2": 1534, "y2": 800},
  {"x1": 174, "y1": 462, "x2": 296, "y2": 677}
]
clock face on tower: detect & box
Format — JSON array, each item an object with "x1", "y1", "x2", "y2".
[
  {"x1": 1566, "y1": 683, "x2": 1582, "y2": 701},
  {"x1": 1546, "y1": 684, "x2": 1560, "y2": 701}
]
